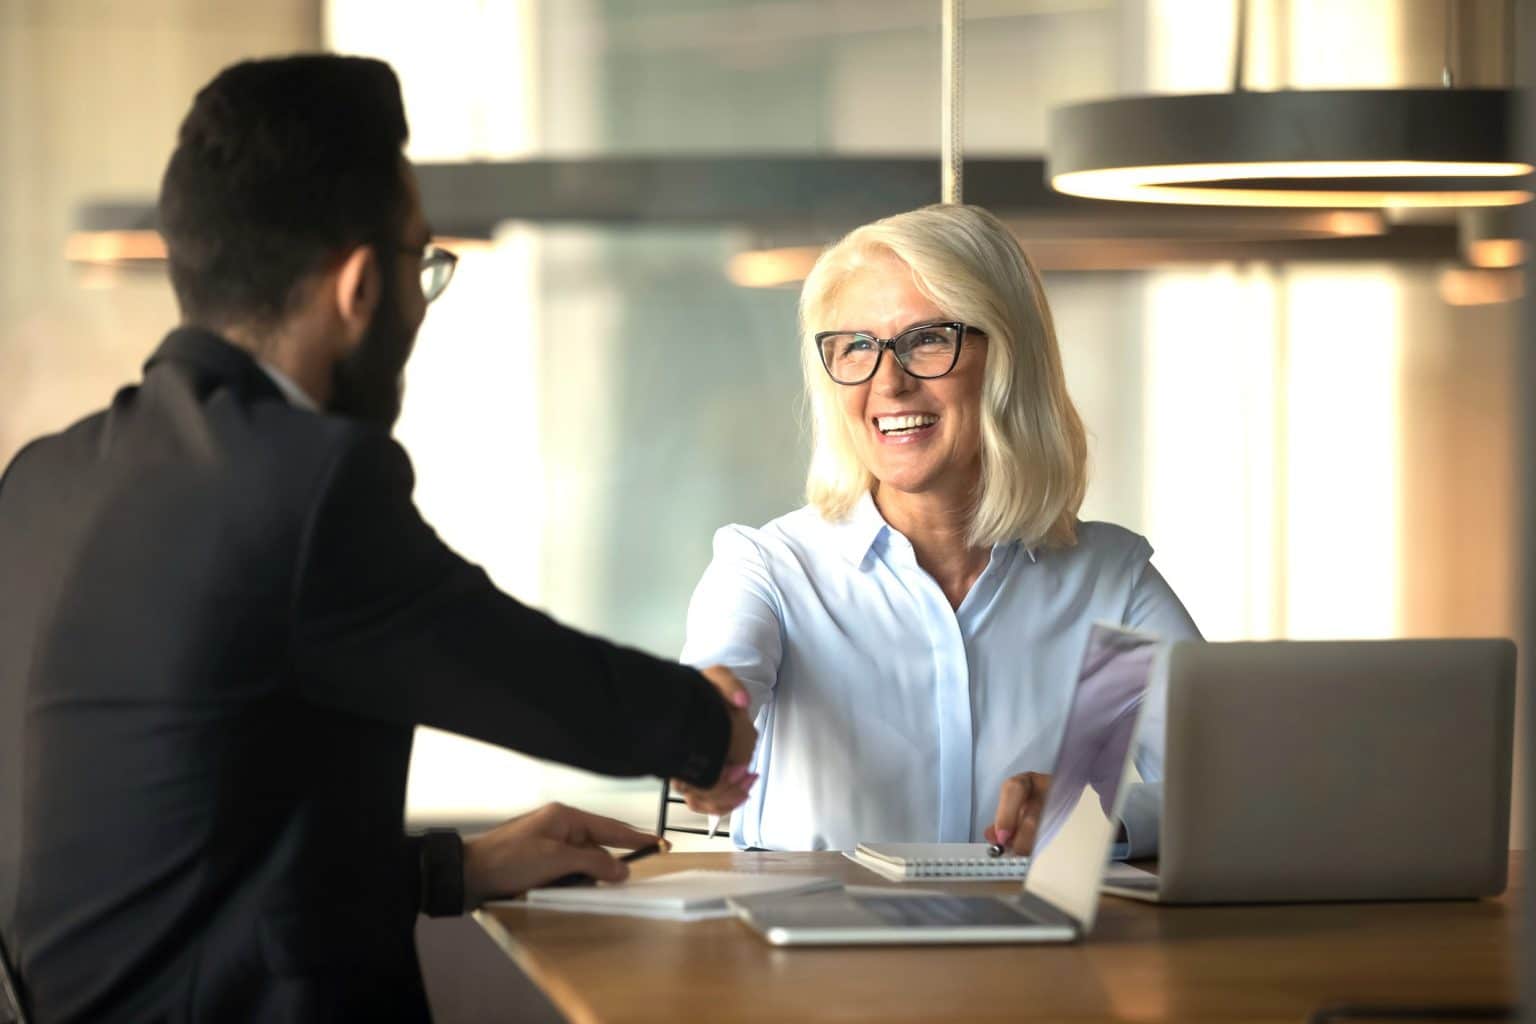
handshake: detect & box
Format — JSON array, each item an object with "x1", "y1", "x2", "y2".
[
  {"x1": 672, "y1": 665, "x2": 760, "y2": 816},
  {"x1": 460, "y1": 665, "x2": 759, "y2": 907}
]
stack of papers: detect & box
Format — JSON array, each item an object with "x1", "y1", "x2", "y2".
[{"x1": 518, "y1": 869, "x2": 842, "y2": 921}]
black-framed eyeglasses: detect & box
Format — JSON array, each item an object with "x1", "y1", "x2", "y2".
[
  {"x1": 814, "y1": 320, "x2": 974, "y2": 385},
  {"x1": 401, "y1": 244, "x2": 458, "y2": 303}
]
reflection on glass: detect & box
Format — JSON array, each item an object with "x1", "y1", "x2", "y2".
[{"x1": 1023, "y1": 623, "x2": 1159, "y2": 926}]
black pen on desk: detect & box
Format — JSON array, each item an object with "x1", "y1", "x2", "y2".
[{"x1": 545, "y1": 840, "x2": 665, "y2": 888}]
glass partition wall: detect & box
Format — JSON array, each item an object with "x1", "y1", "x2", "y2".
[
  {"x1": 0, "y1": 1, "x2": 1508, "y2": 841},
  {"x1": 320, "y1": 1, "x2": 1519, "y2": 839}
]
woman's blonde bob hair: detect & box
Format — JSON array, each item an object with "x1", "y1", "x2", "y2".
[{"x1": 799, "y1": 203, "x2": 1087, "y2": 550}]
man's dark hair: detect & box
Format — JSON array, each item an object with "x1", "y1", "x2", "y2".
[{"x1": 158, "y1": 54, "x2": 410, "y2": 328}]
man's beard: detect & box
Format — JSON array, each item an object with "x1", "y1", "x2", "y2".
[{"x1": 330, "y1": 276, "x2": 415, "y2": 428}]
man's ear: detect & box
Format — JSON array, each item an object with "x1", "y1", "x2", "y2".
[{"x1": 333, "y1": 244, "x2": 381, "y2": 347}]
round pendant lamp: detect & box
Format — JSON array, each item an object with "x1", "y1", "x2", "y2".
[
  {"x1": 1048, "y1": 89, "x2": 1528, "y2": 209},
  {"x1": 1047, "y1": 0, "x2": 1530, "y2": 209}
]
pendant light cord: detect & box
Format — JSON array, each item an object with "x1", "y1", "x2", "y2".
[
  {"x1": 941, "y1": 0, "x2": 963, "y2": 204},
  {"x1": 1442, "y1": 0, "x2": 1459, "y2": 87},
  {"x1": 1231, "y1": 0, "x2": 1249, "y2": 92}
]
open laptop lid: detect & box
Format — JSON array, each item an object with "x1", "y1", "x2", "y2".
[
  {"x1": 1154, "y1": 637, "x2": 1515, "y2": 903},
  {"x1": 1021, "y1": 622, "x2": 1161, "y2": 932}
]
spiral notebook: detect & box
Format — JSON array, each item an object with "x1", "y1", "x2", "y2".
[{"x1": 849, "y1": 843, "x2": 1031, "y2": 882}]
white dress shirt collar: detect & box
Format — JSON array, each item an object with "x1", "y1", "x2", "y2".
[
  {"x1": 831, "y1": 491, "x2": 890, "y2": 566},
  {"x1": 832, "y1": 489, "x2": 1038, "y2": 566},
  {"x1": 255, "y1": 360, "x2": 321, "y2": 413}
]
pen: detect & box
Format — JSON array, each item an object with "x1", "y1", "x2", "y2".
[
  {"x1": 545, "y1": 841, "x2": 665, "y2": 888},
  {"x1": 706, "y1": 814, "x2": 722, "y2": 839}
]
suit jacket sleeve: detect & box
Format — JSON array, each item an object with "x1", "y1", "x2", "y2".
[{"x1": 290, "y1": 429, "x2": 730, "y2": 788}]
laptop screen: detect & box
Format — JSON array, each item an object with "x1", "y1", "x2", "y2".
[{"x1": 1021, "y1": 622, "x2": 1160, "y2": 929}]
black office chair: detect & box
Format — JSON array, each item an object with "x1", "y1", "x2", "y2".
[{"x1": 0, "y1": 934, "x2": 27, "y2": 1024}]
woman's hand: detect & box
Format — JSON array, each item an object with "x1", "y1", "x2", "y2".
[
  {"x1": 461, "y1": 803, "x2": 661, "y2": 908},
  {"x1": 986, "y1": 771, "x2": 1052, "y2": 855}
]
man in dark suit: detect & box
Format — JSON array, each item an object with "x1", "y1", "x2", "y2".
[{"x1": 0, "y1": 55, "x2": 756, "y2": 1022}]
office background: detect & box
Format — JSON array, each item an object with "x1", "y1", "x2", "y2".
[{"x1": 0, "y1": 0, "x2": 1523, "y2": 845}]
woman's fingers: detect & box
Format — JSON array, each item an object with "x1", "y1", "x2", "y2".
[
  {"x1": 992, "y1": 774, "x2": 1032, "y2": 850},
  {"x1": 1010, "y1": 773, "x2": 1051, "y2": 853},
  {"x1": 993, "y1": 772, "x2": 1052, "y2": 854},
  {"x1": 700, "y1": 664, "x2": 752, "y2": 709},
  {"x1": 677, "y1": 774, "x2": 759, "y2": 815}
]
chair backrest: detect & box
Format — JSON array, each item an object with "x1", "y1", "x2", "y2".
[
  {"x1": 655, "y1": 778, "x2": 735, "y2": 849},
  {"x1": 0, "y1": 933, "x2": 27, "y2": 1024}
]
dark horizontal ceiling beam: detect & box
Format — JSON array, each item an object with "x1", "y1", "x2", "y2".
[
  {"x1": 78, "y1": 156, "x2": 1436, "y2": 236},
  {"x1": 84, "y1": 157, "x2": 1075, "y2": 238},
  {"x1": 73, "y1": 155, "x2": 1461, "y2": 264},
  {"x1": 413, "y1": 156, "x2": 1072, "y2": 235}
]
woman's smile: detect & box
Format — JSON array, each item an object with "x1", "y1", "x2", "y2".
[{"x1": 872, "y1": 410, "x2": 940, "y2": 443}]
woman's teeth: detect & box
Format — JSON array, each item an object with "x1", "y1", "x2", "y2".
[{"x1": 876, "y1": 414, "x2": 938, "y2": 435}]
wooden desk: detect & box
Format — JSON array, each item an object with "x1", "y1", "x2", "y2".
[{"x1": 475, "y1": 852, "x2": 1517, "y2": 1023}]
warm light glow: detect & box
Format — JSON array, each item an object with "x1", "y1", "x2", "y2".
[
  {"x1": 326, "y1": 0, "x2": 541, "y2": 161},
  {"x1": 1142, "y1": 266, "x2": 1403, "y2": 639},
  {"x1": 64, "y1": 229, "x2": 165, "y2": 264},
  {"x1": 1439, "y1": 268, "x2": 1525, "y2": 306},
  {"x1": 1317, "y1": 211, "x2": 1389, "y2": 237},
  {"x1": 1054, "y1": 161, "x2": 1534, "y2": 208},
  {"x1": 725, "y1": 245, "x2": 821, "y2": 288},
  {"x1": 1284, "y1": 271, "x2": 1400, "y2": 638},
  {"x1": 1465, "y1": 239, "x2": 1526, "y2": 269},
  {"x1": 1143, "y1": 267, "x2": 1281, "y2": 640},
  {"x1": 726, "y1": 209, "x2": 1387, "y2": 287}
]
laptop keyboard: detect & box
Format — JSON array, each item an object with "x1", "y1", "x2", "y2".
[{"x1": 857, "y1": 895, "x2": 1038, "y2": 927}]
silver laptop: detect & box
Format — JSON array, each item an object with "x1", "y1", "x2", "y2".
[
  {"x1": 730, "y1": 622, "x2": 1161, "y2": 946},
  {"x1": 1103, "y1": 638, "x2": 1516, "y2": 905}
]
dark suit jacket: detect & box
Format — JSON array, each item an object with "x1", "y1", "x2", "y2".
[{"x1": 0, "y1": 328, "x2": 730, "y2": 1022}]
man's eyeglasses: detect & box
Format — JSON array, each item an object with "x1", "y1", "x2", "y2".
[
  {"x1": 400, "y1": 244, "x2": 458, "y2": 303},
  {"x1": 814, "y1": 321, "x2": 975, "y2": 386}
]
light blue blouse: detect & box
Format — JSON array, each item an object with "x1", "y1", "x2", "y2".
[{"x1": 680, "y1": 493, "x2": 1201, "y2": 854}]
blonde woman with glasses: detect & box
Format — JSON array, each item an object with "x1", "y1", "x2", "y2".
[{"x1": 682, "y1": 204, "x2": 1200, "y2": 856}]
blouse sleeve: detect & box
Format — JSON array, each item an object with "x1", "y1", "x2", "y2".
[
  {"x1": 1118, "y1": 548, "x2": 1203, "y2": 858},
  {"x1": 679, "y1": 526, "x2": 785, "y2": 719}
]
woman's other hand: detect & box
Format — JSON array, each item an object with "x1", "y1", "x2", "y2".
[{"x1": 986, "y1": 771, "x2": 1052, "y2": 854}]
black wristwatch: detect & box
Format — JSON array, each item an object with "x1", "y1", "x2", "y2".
[{"x1": 418, "y1": 829, "x2": 465, "y2": 917}]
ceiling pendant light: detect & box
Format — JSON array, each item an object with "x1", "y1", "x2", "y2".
[
  {"x1": 64, "y1": 1, "x2": 1474, "y2": 276},
  {"x1": 1046, "y1": 0, "x2": 1530, "y2": 209}
]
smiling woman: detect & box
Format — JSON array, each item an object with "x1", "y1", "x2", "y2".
[
  {"x1": 680, "y1": 203, "x2": 1202, "y2": 856},
  {"x1": 800, "y1": 205, "x2": 1088, "y2": 555}
]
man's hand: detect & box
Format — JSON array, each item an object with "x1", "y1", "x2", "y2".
[
  {"x1": 673, "y1": 664, "x2": 758, "y2": 816},
  {"x1": 985, "y1": 771, "x2": 1052, "y2": 855},
  {"x1": 461, "y1": 803, "x2": 660, "y2": 908}
]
